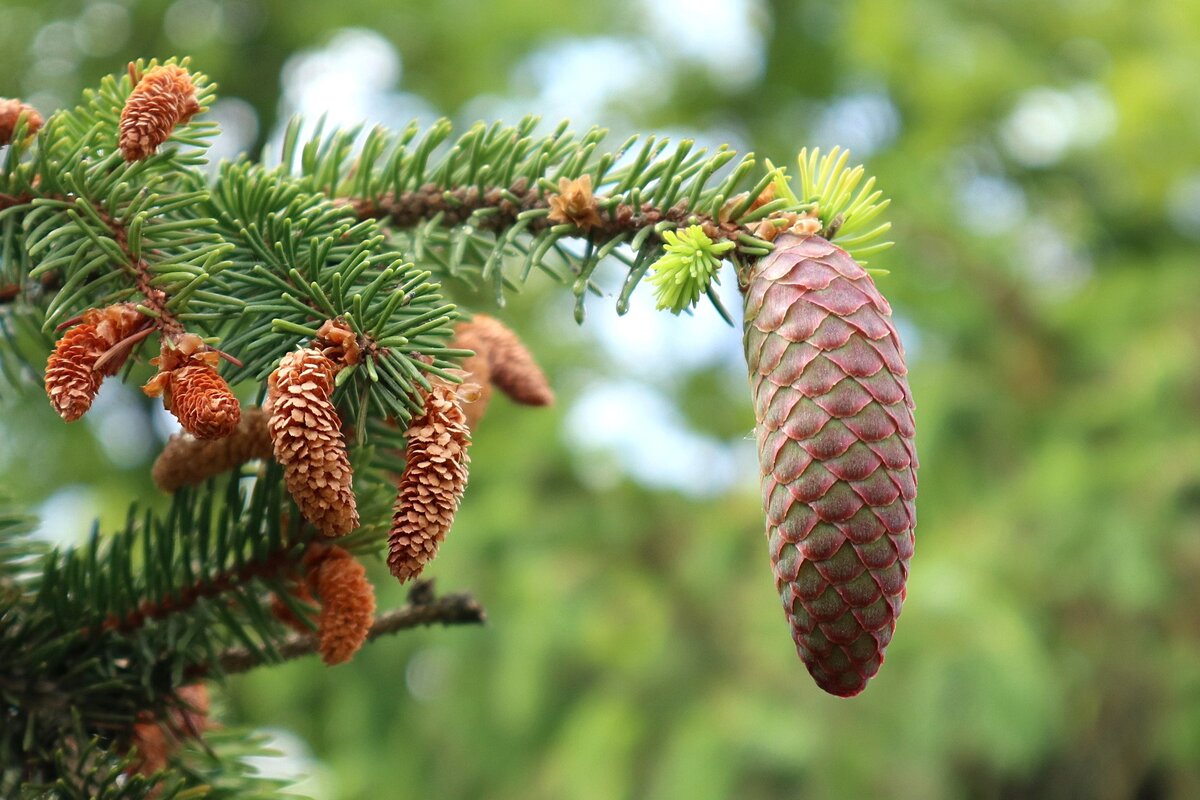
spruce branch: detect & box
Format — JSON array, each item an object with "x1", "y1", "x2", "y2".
[{"x1": 191, "y1": 580, "x2": 486, "y2": 678}]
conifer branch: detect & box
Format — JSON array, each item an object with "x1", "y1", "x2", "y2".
[
  {"x1": 348, "y1": 181, "x2": 745, "y2": 247},
  {"x1": 98, "y1": 546, "x2": 301, "y2": 635},
  {"x1": 191, "y1": 581, "x2": 485, "y2": 678}
]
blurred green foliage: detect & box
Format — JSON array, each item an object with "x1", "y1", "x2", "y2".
[{"x1": 2, "y1": 0, "x2": 1199, "y2": 797}]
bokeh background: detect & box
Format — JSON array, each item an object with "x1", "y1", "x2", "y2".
[{"x1": 2, "y1": 0, "x2": 1200, "y2": 797}]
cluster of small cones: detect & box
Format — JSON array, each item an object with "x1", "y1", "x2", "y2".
[
  {"x1": 264, "y1": 319, "x2": 361, "y2": 538},
  {"x1": 118, "y1": 63, "x2": 201, "y2": 161},
  {"x1": 271, "y1": 545, "x2": 376, "y2": 666},
  {"x1": 142, "y1": 333, "x2": 241, "y2": 440}
]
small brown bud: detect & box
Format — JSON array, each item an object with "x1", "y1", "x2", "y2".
[{"x1": 547, "y1": 174, "x2": 603, "y2": 231}]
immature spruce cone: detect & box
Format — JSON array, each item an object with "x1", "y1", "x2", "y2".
[
  {"x1": 0, "y1": 97, "x2": 43, "y2": 144},
  {"x1": 388, "y1": 381, "x2": 472, "y2": 583},
  {"x1": 143, "y1": 334, "x2": 241, "y2": 440},
  {"x1": 169, "y1": 364, "x2": 241, "y2": 439},
  {"x1": 45, "y1": 304, "x2": 144, "y2": 421},
  {"x1": 313, "y1": 547, "x2": 376, "y2": 665},
  {"x1": 265, "y1": 348, "x2": 359, "y2": 537},
  {"x1": 743, "y1": 234, "x2": 917, "y2": 697},
  {"x1": 152, "y1": 407, "x2": 272, "y2": 492},
  {"x1": 454, "y1": 315, "x2": 554, "y2": 406},
  {"x1": 118, "y1": 64, "x2": 201, "y2": 161}
]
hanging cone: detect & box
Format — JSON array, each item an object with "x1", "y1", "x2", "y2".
[
  {"x1": 453, "y1": 315, "x2": 553, "y2": 407},
  {"x1": 312, "y1": 547, "x2": 376, "y2": 665},
  {"x1": 126, "y1": 684, "x2": 210, "y2": 777},
  {"x1": 265, "y1": 348, "x2": 358, "y2": 537},
  {"x1": 0, "y1": 97, "x2": 42, "y2": 144},
  {"x1": 387, "y1": 380, "x2": 472, "y2": 583},
  {"x1": 743, "y1": 234, "x2": 917, "y2": 697},
  {"x1": 143, "y1": 333, "x2": 241, "y2": 440},
  {"x1": 45, "y1": 304, "x2": 145, "y2": 421}
]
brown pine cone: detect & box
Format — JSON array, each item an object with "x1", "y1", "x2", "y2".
[
  {"x1": 45, "y1": 304, "x2": 144, "y2": 421},
  {"x1": 169, "y1": 364, "x2": 241, "y2": 439},
  {"x1": 265, "y1": 348, "x2": 359, "y2": 537},
  {"x1": 118, "y1": 64, "x2": 201, "y2": 161},
  {"x1": 388, "y1": 381, "x2": 472, "y2": 583},
  {"x1": 143, "y1": 334, "x2": 241, "y2": 440},
  {"x1": 453, "y1": 314, "x2": 553, "y2": 407},
  {"x1": 313, "y1": 547, "x2": 376, "y2": 665}
]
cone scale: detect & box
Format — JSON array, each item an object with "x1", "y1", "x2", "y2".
[{"x1": 743, "y1": 234, "x2": 917, "y2": 697}]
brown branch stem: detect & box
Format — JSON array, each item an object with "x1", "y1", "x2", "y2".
[
  {"x1": 100, "y1": 546, "x2": 304, "y2": 635},
  {"x1": 188, "y1": 581, "x2": 486, "y2": 678},
  {"x1": 347, "y1": 180, "x2": 744, "y2": 245}
]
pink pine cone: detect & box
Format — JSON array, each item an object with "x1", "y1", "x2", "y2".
[{"x1": 743, "y1": 234, "x2": 917, "y2": 697}]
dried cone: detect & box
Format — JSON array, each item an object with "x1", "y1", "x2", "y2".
[
  {"x1": 388, "y1": 381, "x2": 472, "y2": 583},
  {"x1": 118, "y1": 64, "x2": 201, "y2": 161},
  {"x1": 265, "y1": 348, "x2": 359, "y2": 537},
  {"x1": 152, "y1": 407, "x2": 272, "y2": 492},
  {"x1": 312, "y1": 547, "x2": 376, "y2": 665},
  {"x1": 143, "y1": 334, "x2": 241, "y2": 440},
  {"x1": 453, "y1": 315, "x2": 554, "y2": 407},
  {"x1": 743, "y1": 234, "x2": 917, "y2": 697},
  {"x1": 45, "y1": 304, "x2": 145, "y2": 421},
  {"x1": 0, "y1": 97, "x2": 43, "y2": 144}
]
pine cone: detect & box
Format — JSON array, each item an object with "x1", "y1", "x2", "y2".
[
  {"x1": 388, "y1": 381, "x2": 472, "y2": 583},
  {"x1": 265, "y1": 348, "x2": 359, "y2": 537},
  {"x1": 454, "y1": 315, "x2": 554, "y2": 407},
  {"x1": 143, "y1": 334, "x2": 240, "y2": 440},
  {"x1": 0, "y1": 97, "x2": 42, "y2": 145},
  {"x1": 743, "y1": 234, "x2": 917, "y2": 697},
  {"x1": 118, "y1": 64, "x2": 201, "y2": 161},
  {"x1": 169, "y1": 364, "x2": 241, "y2": 439},
  {"x1": 152, "y1": 407, "x2": 272, "y2": 492},
  {"x1": 45, "y1": 304, "x2": 144, "y2": 421},
  {"x1": 313, "y1": 547, "x2": 376, "y2": 666}
]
